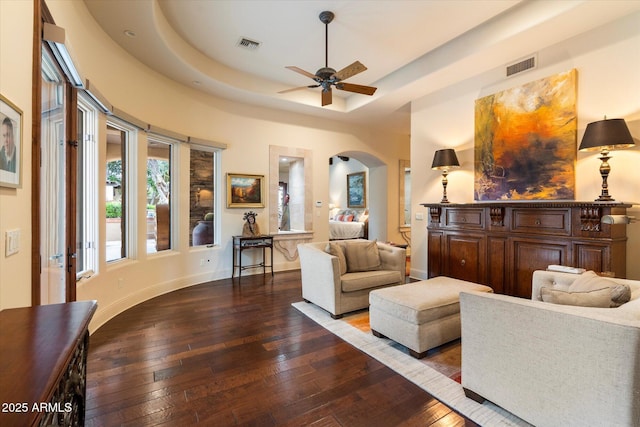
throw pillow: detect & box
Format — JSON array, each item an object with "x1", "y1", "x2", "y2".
[
  {"x1": 569, "y1": 270, "x2": 631, "y2": 307},
  {"x1": 344, "y1": 214, "x2": 354, "y2": 222},
  {"x1": 325, "y1": 243, "x2": 347, "y2": 275},
  {"x1": 344, "y1": 240, "x2": 381, "y2": 272},
  {"x1": 540, "y1": 287, "x2": 611, "y2": 308},
  {"x1": 335, "y1": 214, "x2": 344, "y2": 221}
]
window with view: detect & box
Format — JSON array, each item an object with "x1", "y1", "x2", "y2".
[
  {"x1": 190, "y1": 145, "x2": 217, "y2": 246},
  {"x1": 105, "y1": 123, "x2": 128, "y2": 262},
  {"x1": 147, "y1": 136, "x2": 172, "y2": 253}
]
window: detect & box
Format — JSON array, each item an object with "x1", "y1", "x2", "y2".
[
  {"x1": 76, "y1": 95, "x2": 99, "y2": 276},
  {"x1": 189, "y1": 145, "x2": 218, "y2": 246},
  {"x1": 147, "y1": 136, "x2": 173, "y2": 253},
  {"x1": 105, "y1": 121, "x2": 135, "y2": 262}
]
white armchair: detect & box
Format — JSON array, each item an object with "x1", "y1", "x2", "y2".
[
  {"x1": 298, "y1": 239, "x2": 405, "y2": 318},
  {"x1": 460, "y1": 270, "x2": 640, "y2": 427}
]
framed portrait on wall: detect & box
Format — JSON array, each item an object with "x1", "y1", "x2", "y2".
[
  {"x1": 227, "y1": 173, "x2": 264, "y2": 208},
  {"x1": 0, "y1": 94, "x2": 23, "y2": 188},
  {"x1": 347, "y1": 171, "x2": 366, "y2": 208}
]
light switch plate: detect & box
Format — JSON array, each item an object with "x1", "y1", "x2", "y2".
[{"x1": 5, "y1": 229, "x2": 20, "y2": 256}]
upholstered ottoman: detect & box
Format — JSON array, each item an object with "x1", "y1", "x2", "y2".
[{"x1": 369, "y1": 277, "x2": 493, "y2": 358}]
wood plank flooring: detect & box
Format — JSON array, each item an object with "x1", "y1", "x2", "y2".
[{"x1": 85, "y1": 270, "x2": 478, "y2": 426}]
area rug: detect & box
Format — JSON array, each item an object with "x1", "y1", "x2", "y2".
[
  {"x1": 292, "y1": 302, "x2": 531, "y2": 427},
  {"x1": 341, "y1": 309, "x2": 462, "y2": 381}
]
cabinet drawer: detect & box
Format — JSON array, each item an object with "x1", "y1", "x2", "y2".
[
  {"x1": 445, "y1": 208, "x2": 484, "y2": 229},
  {"x1": 511, "y1": 209, "x2": 571, "y2": 235}
]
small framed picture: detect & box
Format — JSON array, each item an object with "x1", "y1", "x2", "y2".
[
  {"x1": 227, "y1": 173, "x2": 264, "y2": 208},
  {"x1": 0, "y1": 94, "x2": 22, "y2": 188},
  {"x1": 347, "y1": 171, "x2": 366, "y2": 208}
]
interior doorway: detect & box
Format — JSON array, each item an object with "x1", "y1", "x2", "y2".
[{"x1": 328, "y1": 151, "x2": 387, "y2": 241}]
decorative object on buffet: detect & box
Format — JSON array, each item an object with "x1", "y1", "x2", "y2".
[
  {"x1": 579, "y1": 117, "x2": 635, "y2": 201},
  {"x1": 431, "y1": 149, "x2": 460, "y2": 204},
  {"x1": 474, "y1": 69, "x2": 577, "y2": 201}
]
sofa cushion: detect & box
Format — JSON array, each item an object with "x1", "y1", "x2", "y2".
[
  {"x1": 569, "y1": 271, "x2": 631, "y2": 307},
  {"x1": 341, "y1": 270, "x2": 402, "y2": 293},
  {"x1": 344, "y1": 240, "x2": 381, "y2": 272},
  {"x1": 325, "y1": 243, "x2": 347, "y2": 275},
  {"x1": 540, "y1": 287, "x2": 612, "y2": 308}
]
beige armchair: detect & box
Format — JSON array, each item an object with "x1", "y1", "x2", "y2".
[
  {"x1": 460, "y1": 270, "x2": 640, "y2": 427},
  {"x1": 298, "y1": 239, "x2": 406, "y2": 318}
]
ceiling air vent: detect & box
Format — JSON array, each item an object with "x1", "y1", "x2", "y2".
[
  {"x1": 506, "y1": 54, "x2": 537, "y2": 77},
  {"x1": 238, "y1": 37, "x2": 260, "y2": 50}
]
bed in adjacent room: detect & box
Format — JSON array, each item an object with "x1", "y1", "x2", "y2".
[{"x1": 329, "y1": 209, "x2": 368, "y2": 240}]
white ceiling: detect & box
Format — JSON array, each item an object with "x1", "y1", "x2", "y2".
[{"x1": 84, "y1": 0, "x2": 640, "y2": 134}]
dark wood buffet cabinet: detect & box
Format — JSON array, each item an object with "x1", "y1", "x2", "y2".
[
  {"x1": 0, "y1": 300, "x2": 97, "y2": 426},
  {"x1": 421, "y1": 202, "x2": 630, "y2": 298}
]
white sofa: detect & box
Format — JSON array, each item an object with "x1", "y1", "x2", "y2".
[
  {"x1": 298, "y1": 239, "x2": 406, "y2": 318},
  {"x1": 460, "y1": 270, "x2": 640, "y2": 427}
]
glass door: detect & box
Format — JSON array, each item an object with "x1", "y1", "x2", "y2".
[{"x1": 40, "y1": 48, "x2": 68, "y2": 304}]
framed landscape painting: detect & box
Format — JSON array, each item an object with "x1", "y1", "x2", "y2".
[
  {"x1": 0, "y1": 94, "x2": 23, "y2": 188},
  {"x1": 347, "y1": 171, "x2": 366, "y2": 208},
  {"x1": 474, "y1": 69, "x2": 577, "y2": 201},
  {"x1": 227, "y1": 173, "x2": 264, "y2": 208}
]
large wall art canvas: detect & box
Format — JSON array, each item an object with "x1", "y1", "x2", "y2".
[{"x1": 474, "y1": 69, "x2": 577, "y2": 200}]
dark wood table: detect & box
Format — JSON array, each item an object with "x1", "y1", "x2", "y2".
[
  {"x1": 0, "y1": 300, "x2": 97, "y2": 426},
  {"x1": 232, "y1": 235, "x2": 274, "y2": 279}
]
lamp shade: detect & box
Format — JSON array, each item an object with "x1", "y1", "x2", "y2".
[
  {"x1": 431, "y1": 149, "x2": 460, "y2": 170},
  {"x1": 579, "y1": 118, "x2": 635, "y2": 152}
]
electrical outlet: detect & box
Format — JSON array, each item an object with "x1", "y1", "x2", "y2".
[{"x1": 415, "y1": 212, "x2": 424, "y2": 220}]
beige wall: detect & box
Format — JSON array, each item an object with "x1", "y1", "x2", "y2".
[
  {"x1": 411, "y1": 12, "x2": 640, "y2": 280},
  {"x1": 0, "y1": 0, "x2": 34, "y2": 309},
  {"x1": 0, "y1": 1, "x2": 409, "y2": 330}
]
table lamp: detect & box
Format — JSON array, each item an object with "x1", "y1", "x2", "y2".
[
  {"x1": 579, "y1": 118, "x2": 635, "y2": 201},
  {"x1": 431, "y1": 149, "x2": 460, "y2": 203}
]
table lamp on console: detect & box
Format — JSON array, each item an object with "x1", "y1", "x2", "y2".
[
  {"x1": 579, "y1": 117, "x2": 635, "y2": 201},
  {"x1": 431, "y1": 148, "x2": 460, "y2": 203}
]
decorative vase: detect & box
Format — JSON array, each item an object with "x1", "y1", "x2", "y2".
[{"x1": 193, "y1": 220, "x2": 213, "y2": 245}]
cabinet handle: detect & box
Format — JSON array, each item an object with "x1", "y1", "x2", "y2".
[
  {"x1": 461, "y1": 259, "x2": 466, "y2": 266},
  {"x1": 535, "y1": 219, "x2": 541, "y2": 225}
]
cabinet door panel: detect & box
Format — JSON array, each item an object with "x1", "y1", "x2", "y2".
[
  {"x1": 487, "y1": 237, "x2": 507, "y2": 294},
  {"x1": 512, "y1": 239, "x2": 569, "y2": 298},
  {"x1": 428, "y1": 231, "x2": 443, "y2": 278},
  {"x1": 445, "y1": 234, "x2": 485, "y2": 283}
]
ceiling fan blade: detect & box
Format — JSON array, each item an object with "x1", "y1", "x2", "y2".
[
  {"x1": 332, "y1": 61, "x2": 367, "y2": 81},
  {"x1": 336, "y1": 82, "x2": 377, "y2": 96},
  {"x1": 321, "y1": 88, "x2": 333, "y2": 106},
  {"x1": 278, "y1": 84, "x2": 320, "y2": 94},
  {"x1": 285, "y1": 66, "x2": 318, "y2": 80}
]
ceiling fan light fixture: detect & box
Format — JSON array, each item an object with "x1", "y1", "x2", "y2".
[{"x1": 279, "y1": 10, "x2": 377, "y2": 106}]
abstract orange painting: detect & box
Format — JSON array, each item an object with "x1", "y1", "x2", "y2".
[{"x1": 474, "y1": 69, "x2": 577, "y2": 200}]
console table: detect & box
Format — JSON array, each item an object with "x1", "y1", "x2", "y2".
[
  {"x1": 0, "y1": 300, "x2": 97, "y2": 426},
  {"x1": 232, "y1": 235, "x2": 274, "y2": 279},
  {"x1": 421, "y1": 202, "x2": 630, "y2": 298}
]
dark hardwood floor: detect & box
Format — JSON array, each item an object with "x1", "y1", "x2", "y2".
[{"x1": 85, "y1": 270, "x2": 478, "y2": 426}]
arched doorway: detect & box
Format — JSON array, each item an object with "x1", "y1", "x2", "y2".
[{"x1": 328, "y1": 151, "x2": 388, "y2": 241}]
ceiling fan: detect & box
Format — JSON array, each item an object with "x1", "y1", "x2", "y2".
[{"x1": 279, "y1": 11, "x2": 377, "y2": 107}]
